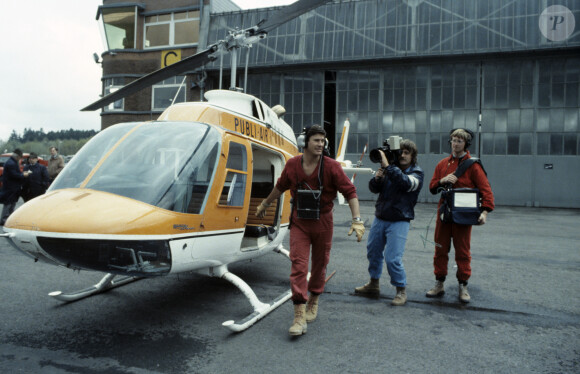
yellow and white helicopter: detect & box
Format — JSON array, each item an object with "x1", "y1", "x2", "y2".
[{"x1": 1, "y1": 0, "x2": 372, "y2": 332}]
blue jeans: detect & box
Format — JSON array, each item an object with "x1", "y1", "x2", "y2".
[{"x1": 366, "y1": 218, "x2": 410, "y2": 288}]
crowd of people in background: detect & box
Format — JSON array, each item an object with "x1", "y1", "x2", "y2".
[{"x1": 0, "y1": 146, "x2": 65, "y2": 225}]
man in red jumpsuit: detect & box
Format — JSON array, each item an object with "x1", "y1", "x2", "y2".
[
  {"x1": 256, "y1": 125, "x2": 365, "y2": 336},
  {"x1": 426, "y1": 129, "x2": 494, "y2": 303}
]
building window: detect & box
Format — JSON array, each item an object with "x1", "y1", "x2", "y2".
[
  {"x1": 103, "y1": 77, "x2": 124, "y2": 111},
  {"x1": 152, "y1": 76, "x2": 186, "y2": 111},
  {"x1": 101, "y1": 6, "x2": 137, "y2": 50},
  {"x1": 145, "y1": 11, "x2": 200, "y2": 49},
  {"x1": 281, "y1": 73, "x2": 324, "y2": 136}
]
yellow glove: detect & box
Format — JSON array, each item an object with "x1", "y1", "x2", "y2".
[
  {"x1": 348, "y1": 219, "x2": 365, "y2": 242},
  {"x1": 255, "y1": 200, "x2": 270, "y2": 218}
]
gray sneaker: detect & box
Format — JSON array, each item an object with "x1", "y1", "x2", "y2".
[{"x1": 426, "y1": 280, "x2": 445, "y2": 298}]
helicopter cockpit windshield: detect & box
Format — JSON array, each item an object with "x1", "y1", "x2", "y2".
[{"x1": 50, "y1": 122, "x2": 220, "y2": 214}]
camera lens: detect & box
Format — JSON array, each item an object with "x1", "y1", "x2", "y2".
[{"x1": 369, "y1": 149, "x2": 382, "y2": 163}]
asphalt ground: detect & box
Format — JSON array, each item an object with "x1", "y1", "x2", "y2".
[{"x1": 0, "y1": 201, "x2": 579, "y2": 373}]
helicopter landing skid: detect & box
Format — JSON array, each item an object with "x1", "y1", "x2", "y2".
[
  {"x1": 220, "y1": 244, "x2": 292, "y2": 332},
  {"x1": 48, "y1": 273, "x2": 140, "y2": 302}
]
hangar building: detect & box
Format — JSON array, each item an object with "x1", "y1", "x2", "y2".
[{"x1": 93, "y1": 0, "x2": 580, "y2": 207}]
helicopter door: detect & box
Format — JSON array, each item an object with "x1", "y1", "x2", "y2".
[{"x1": 243, "y1": 145, "x2": 285, "y2": 249}]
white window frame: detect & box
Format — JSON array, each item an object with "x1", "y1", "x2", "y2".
[
  {"x1": 151, "y1": 76, "x2": 187, "y2": 111},
  {"x1": 144, "y1": 10, "x2": 200, "y2": 49},
  {"x1": 103, "y1": 77, "x2": 124, "y2": 112}
]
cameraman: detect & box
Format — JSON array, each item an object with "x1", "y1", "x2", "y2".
[{"x1": 355, "y1": 139, "x2": 423, "y2": 306}]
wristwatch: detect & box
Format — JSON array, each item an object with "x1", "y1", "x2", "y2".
[{"x1": 352, "y1": 217, "x2": 362, "y2": 222}]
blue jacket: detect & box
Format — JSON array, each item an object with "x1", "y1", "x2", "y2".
[
  {"x1": 23, "y1": 162, "x2": 50, "y2": 200},
  {"x1": 0, "y1": 156, "x2": 25, "y2": 204},
  {"x1": 369, "y1": 163, "x2": 424, "y2": 222}
]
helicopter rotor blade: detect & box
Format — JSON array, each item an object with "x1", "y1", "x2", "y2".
[
  {"x1": 82, "y1": 44, "x2": 218, "y2": 111},
  {"x1": 83, "y1": 0, "x2": 332, "y2": 112},
  {"x1": 251, "y1": 0, "x2": 331, "y2": 35}
]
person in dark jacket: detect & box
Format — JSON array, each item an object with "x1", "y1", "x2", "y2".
[
  {"x1": 355, "y1": 139, "x2": 424, "y2": 306},
  {"x1": 0, "y1": 149, "x2": 31, "y2": 225},
  {"x1": 22, "y1": 152, "x2": 50, "y2": 202}
]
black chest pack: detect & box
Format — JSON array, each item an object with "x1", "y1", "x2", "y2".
[
  {"x1": 438, "y1": 157, "x2": 486, "y2": 226},
  {"x1": 294, "y1": 156, "x2": 324, "y2": 220}
]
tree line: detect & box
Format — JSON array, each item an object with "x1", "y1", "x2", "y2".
[{"x1": 1, "y1": 128, "x2": 99, "y2": 156}]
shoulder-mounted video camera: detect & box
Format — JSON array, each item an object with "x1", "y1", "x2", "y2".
[{"x1": 369, "y1": 135, "x2": 403, "y2": 165}]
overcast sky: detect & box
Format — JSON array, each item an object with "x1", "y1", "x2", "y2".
[
  {"x1": 0, "y1": 1, "x2": 103, "y2": 142},
  {"x1": 0, "y1": 0, "x2": 296, "y2": 142}
]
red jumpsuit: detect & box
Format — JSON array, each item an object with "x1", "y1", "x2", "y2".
[
  {"x1": 429, "y1": 151, "x2": 494, "y2": 283},
  {"x1": 276, "y1": 155, "x2": 357, "y2": 304}
]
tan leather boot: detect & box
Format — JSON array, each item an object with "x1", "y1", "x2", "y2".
[
  {"x1": 288, "y1": 304, "x2": 307, "y2": 336},
  {"x1": 459, "y1": 283, "x2": 471, "y2": 303},
  {"x1": 391, "y1": 287, "x2": 407, "y2": 306},
  {"x1": 354, "y1": 278, "x2": 380, "y2": 297},
  {"x1": 305, "y1": 294, "x2": 319, "y2": 322},
  {"x1": 426, "y1": 280, "x2": 445, "y2": 298}
]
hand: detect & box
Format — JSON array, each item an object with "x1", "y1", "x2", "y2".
[
  {"x1": 348, "y1": 220, "x2": 365, "y2": 242},
  {"x1": 375, "y1": 168, "x2": 385, "y2": 180},
  {"x1": 379, "y1": 150, "x2": 389, "y2": 168},
  {"x1": 255, "y1": 200, "x2": 270, "y2": 218},
  {"x1": 440, "y1": 173, "x2": 457, "y2": 185},
  {"x1": 478, "y1": 211, "x2": 488, "y2": 225}
]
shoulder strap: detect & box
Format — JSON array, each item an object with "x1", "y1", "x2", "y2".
[
  {"x1": 296, "y1": 155, "x2": 324, "y2": 192},
  {"x1": 319, "y1": 155, "x2": 324, "y2": 190},
  {"x1": 454, "y1": 157, "x2": 486, "y2": 178}
]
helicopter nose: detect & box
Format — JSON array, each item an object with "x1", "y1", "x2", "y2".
[
  {"x1": 4, "y1": 188, "x2": 177, "y2": 235},
  {"x1": 4, "y1": 189, "x2": 177, "y2": 275}
]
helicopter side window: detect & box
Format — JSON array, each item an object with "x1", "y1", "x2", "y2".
[
  {"x1": 184, "y1": 142, "x2": 219, "y2": 214},
  {"x1": 253, "y1": 100, "x2": 264, "y2": 121},
  {"x1": 155, "y1": 130, "x2": 220, "y2": 214},
  {"x1": 219, "y1": 142, "x2": 248, "y2": 207},
  {"x1": 259, "y1": 101, "x2": 271, "y2": 123}
]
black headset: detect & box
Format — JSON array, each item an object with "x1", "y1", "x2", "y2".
[
  {"x1": 448, "y1": 128, "x2": 475, "y2": 149},
  {"x1": 300, "y1": 125, "x2": 328, "y2": 149}
]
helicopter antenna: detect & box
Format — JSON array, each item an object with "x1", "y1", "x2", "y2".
[{"x1": 171, "y1": 76, "x2": 187, "y2": 105}]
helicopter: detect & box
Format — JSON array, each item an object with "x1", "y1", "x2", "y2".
[{"x1": 1, "y1": 0, "x2": 372, "y2": 332}]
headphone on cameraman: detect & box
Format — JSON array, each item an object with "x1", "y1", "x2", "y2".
[{"x1": 448, "y1": 128, "x2": 475, "y2": 149}]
